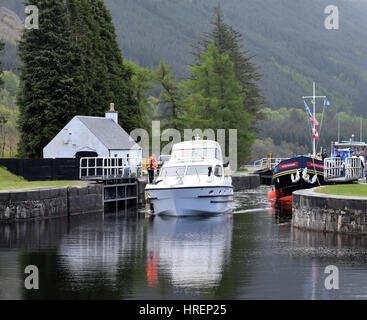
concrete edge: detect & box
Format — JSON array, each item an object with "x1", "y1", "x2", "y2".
[
  {"x1": 0, "y1": 183, "x2": 93, "y2": 194},
  {"x1": 293, "y1": 187, "x2": 367, "y2": 201}
]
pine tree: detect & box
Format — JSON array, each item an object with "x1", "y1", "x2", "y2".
[
  {"x1": 186, "y1": 43, "x2": 254, "y2": 164},
  {"x1": 17, "y1": 0, "x2": 78, "y2": 158},
  {"x1": 194, "y1": 5, "x2": 264, "y2": 123},
  {"x1": 126, "y1": 61, "x2": 153, "y2": 131},
  {"x1": 67, "y1": 0, "x2": 143, "y2": 133},
  {"x1": 17, "y1": 0, "x2": 147, "y2": 158},
  {"x1": 0, "y1": 41, "x2": 4, "y2": 87},
  {"x1": 154, "y1": 61, "x2": 186, "y2": 131}
]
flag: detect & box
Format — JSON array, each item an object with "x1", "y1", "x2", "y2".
[
  {"x1": 312, "y1": 127, "x2": 319, "y2": 140},
  {"x1": 310, "y1": 117, "x2": 319, "y2": 126},
  {"x1": 304, "y1": 100, "x2": 313, "y2": 118},
  {"x1": 324, "y1": 100, "x2": 331, "y2": 106}
]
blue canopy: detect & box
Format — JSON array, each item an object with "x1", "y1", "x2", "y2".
[{"x1": 333, "y1": 148, "x2": 353, "y2": 161}]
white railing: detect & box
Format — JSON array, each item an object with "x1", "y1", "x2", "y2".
[
  {"x1": 324, "y1": 157, "x2": 362, "y2": 182},
  {"x1": 252, "y1": 158, "x2": 288, "y2": 170},
  {"x1": 346, "y1": 157, "x2": 363, "y2": 180},
  {"x1": 324, "y1": 157, "x2": 344, "y2": 181},
  {"x1": 79, "y1": 157, "x2": 142, "y2": 180}
]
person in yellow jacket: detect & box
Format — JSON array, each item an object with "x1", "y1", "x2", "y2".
[{"x1": 147, "y1": 155, "x2": 157, "y2": 183}]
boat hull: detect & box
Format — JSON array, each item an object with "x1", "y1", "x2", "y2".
[
  {"x1": 273, "y1": 156, "x2": 326, "y2": 199},
  {"x1": 146, "y1": 186, "x2": 234, "y2": 216}
]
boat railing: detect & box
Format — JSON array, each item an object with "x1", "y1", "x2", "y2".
[
  {"x1": 79, "y1": 157, "x2": 142, "y2": 180},
  {"x1": 170, "y1": 156, "x2": 220, "y2": 163},
  {"x1": 324, "y1": 157, "x2": 361, "y2": 182},
  {"x1": 252, "y1": 158, "x2": 288, "y2": 171}
]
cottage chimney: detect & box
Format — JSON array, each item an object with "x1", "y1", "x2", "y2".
[{"x1": 105, "y1": 103, "x2": 118, "y2": 123}]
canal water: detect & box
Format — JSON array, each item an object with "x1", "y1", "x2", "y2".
[{"x1": 1, "y1": 186, "x2": 367, "y2": 300}]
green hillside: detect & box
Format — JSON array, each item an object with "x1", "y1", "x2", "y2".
[
  {"x1": 0, "y1": 6, "x2": 22, "y2": 72},
  {"x1": 0, "y1": 70, "x2": 19, "y2": 156},
  {"x1": 1, "y1": 0, "x2": 367, "y2": 114},
  {"x1": 1, "y1": 0, "x2": 367, "y2": 160},
  {"x1": 105, "y1": 0, "x2": 367, "y2": 115}
]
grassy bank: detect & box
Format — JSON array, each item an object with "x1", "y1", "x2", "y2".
[
  {"x1": 0, "y1": 167, "x2": 85, "y2": 191},
  {"x1": 315, "y1": 184, "x2": 367, "y2": 198}
]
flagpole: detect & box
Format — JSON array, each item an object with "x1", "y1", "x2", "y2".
[
  {"x1": 302, "y1": 82, "x2": 327, "y2": 158},
  {"x1": 312, "y1": 82, "x2": 316, "y2": 157}
]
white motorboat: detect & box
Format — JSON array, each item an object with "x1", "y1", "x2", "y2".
[{"x1": 145, "y1": 139, "x2": 234, "y2": 216}]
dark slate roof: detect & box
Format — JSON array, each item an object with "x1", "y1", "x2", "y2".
[{"x1": 77, "y1": 116, "x2": 141, "y2": 150}]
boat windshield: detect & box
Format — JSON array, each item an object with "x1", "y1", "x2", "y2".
[
  {"x1": 159, "y1": 166, "x2": 186, "y2": 177},
  {"x1": 186, "y1": 165, "x2": 211, "y2": 176},
  {"x1": 171, "y1": 148, "x2": 221, "y2": 161}
]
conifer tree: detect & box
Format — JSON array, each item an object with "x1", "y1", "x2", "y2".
[
  {"x1": 186, "y1": 43, "x2": 254, "y2": 164},
  {"x1": 67, "y1": 0, "x2": 142, "y2": 133},
  {"x1": 194, "y1": 5, "x2": 264, "y2": 123},
  {"x1": 154, "y1": 61, "x2": 186, "y2": 131},
  {"x1": 17, "y1": 0, "x2": 77, "y2": 158},
  {"x1": 126, "y1": 61, "x2": 153, "y2": 131},
  {"x1": 17, "y1": 0, "x2": 147, "y2": 157}
]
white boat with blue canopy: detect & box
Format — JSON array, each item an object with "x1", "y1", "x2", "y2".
[
  {"x1": 145, "y1": 138, "x2": 234, "y2": 216},
  {"x1": 324, "y1": 140, "x2": 365, "y2": 182}
]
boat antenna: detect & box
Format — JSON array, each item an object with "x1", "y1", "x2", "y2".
[{"x1": 338, "y1": 115, "x2": 340, "y2": 142}]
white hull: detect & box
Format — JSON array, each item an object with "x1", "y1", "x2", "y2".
[{"x1": 146, "y1": 186, "x2": 234, "y2": 216}]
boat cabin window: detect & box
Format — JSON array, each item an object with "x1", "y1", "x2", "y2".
[
  {"x1": 159, "y1": 166, "x2": 186, "y2": 177},
  {"x1": 214, "y1": 165, "x2": 223, "y2": 177},
  {"x1": 186, "y1": 165, "x2": 212, "y2": 176},
  {"x1": 215, "y1": 148, "x2": 222, "y2": 160}
]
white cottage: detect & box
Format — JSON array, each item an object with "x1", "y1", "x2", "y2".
[{"x1": 43, "y1": 104, "x2": 142, "y2": 166}]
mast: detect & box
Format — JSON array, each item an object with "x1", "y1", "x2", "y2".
[
  {"x1": 302, "y1": 82, "x2": 326, "y2": 157},
  {"x1": 312, "y1": 82, "x2": 316, "y2": 156}
]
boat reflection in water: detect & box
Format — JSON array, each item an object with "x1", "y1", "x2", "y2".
[
  {"x1": 268, "y1": 197, "x2": 293, "y2": 223},
  {"x1": 56, "y1": 212, "x2": 233, "y2": 292},
  {"x1": 146, "y1": 214, "x2": 233, "y2": 288}
]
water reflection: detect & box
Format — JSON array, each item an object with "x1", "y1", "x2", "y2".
[
  {"x1": 146, "y1": 215, "x2": 233, "y2": 289},
  {"x1": 290, "y1": 228, "x2": 367, "y2": 300},
  {"x1": 1, "y1": 188, "x2": 367, "y2": 299},
  {"x1": 58, "y1": 213, "x2": 144, "y2": 281},
  {"x1": 268, "y1": 199, "x2": 292, "y2": 223}
]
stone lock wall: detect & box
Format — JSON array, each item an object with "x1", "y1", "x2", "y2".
[
  {"x1": 67, "y1": 185, "x2": 103, "y2": 216},
  {"x1": 232, "y1": 174, "x2": 261, "y2": 192},
  {"x1": 0, "y1": 185, "x2": 103, "y2": 222},
  {"x1": 292, "y1": 188, "x2": 367, "y2": 234}
]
